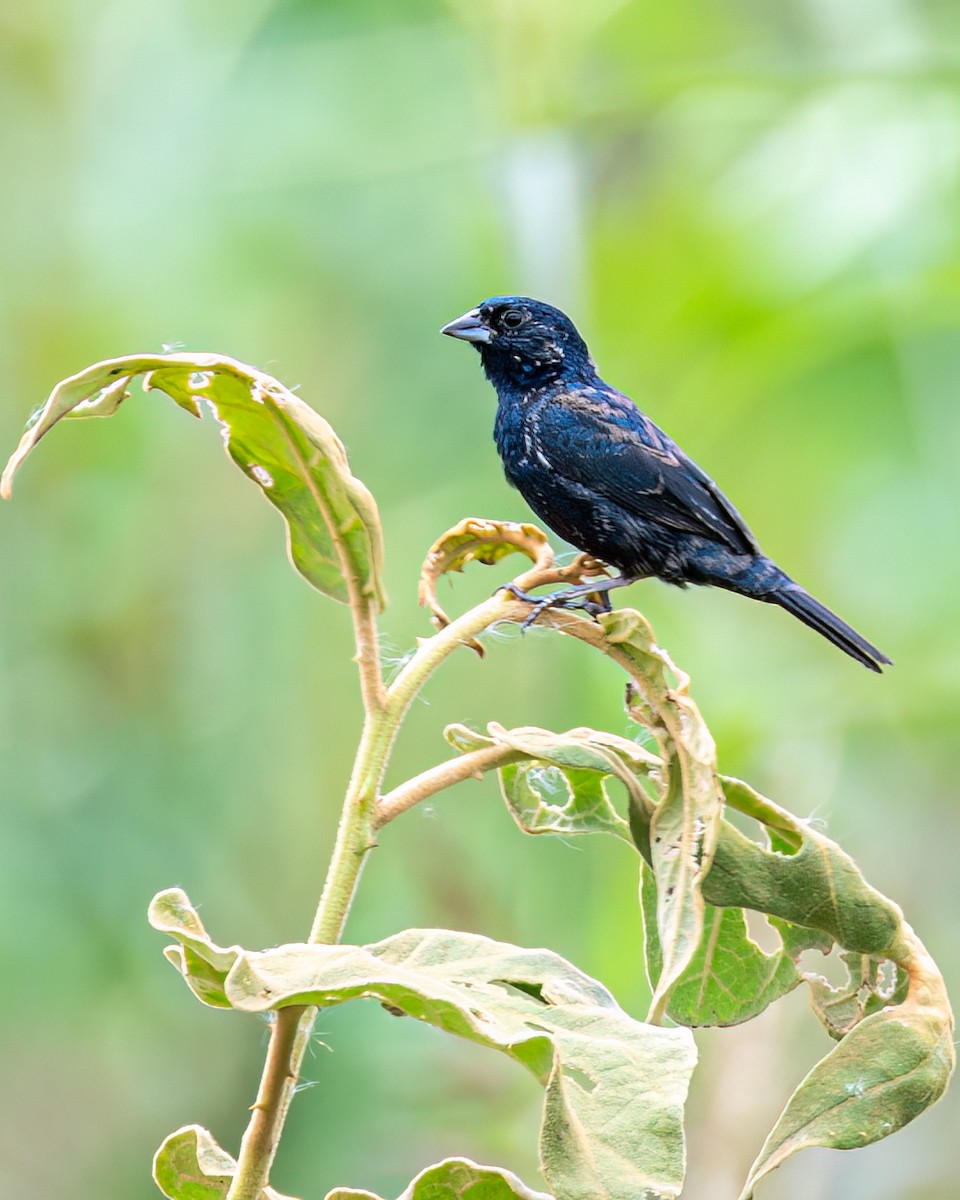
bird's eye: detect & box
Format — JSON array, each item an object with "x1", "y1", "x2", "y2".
[{"x1": 501, "y1": 309, "x2": 527, "y2": 329}]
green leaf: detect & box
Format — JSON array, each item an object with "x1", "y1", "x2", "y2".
[
  {"x1": 151, "y1": 904, "x2": 695, "y2": 1198},
  {"x1": 629, "y1": 777, "x2": 904, "y2": 957},
  {"x1": 445, "y1": 722, "x2": 657, "y2": 843},
  {"x1": 222, "y1": 929, "x2": 696, "y2": 1200},
  {"x1": 153, "y1": 1124, "x2": 297, "y2": 1200},
  {"x1": 1, "y1": 353, "x2": 386, "y2": 611},
  {"x1": 444, "y1": 723, "x2": 495, "y2": 754},
  {"x1": 153, "y1": 1125, "x2": 235, "y2": 1200},
  {"x1": 740, "y1": 1005, "x2": 954, "y2": 1199},
  {"x1": 632, "y1": 764, "x2": 954, "y2": 1187},
  {"x1": 599, "y1": 610, "x2": 724, "y2": 1023},
  {"x1": 502, "y1": 759, "x2": 631, "y2": 841},
  {"x1": 640, "y1": 867, "x2": 800, "y2": 1027},
  {"x1": 148, "y1": 888, "x2": 240, "y2": 1008},
  {"x1": 324, "y1": 1157, "x2": 554, "y2": 1200},
  {"x1": 448, "y1": 721, "x2": 935, "y2": 1056},
  {"x1": 492, "y1": 725, "x2": 656, "y2": 844}
]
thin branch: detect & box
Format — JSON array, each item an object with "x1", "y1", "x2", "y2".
[
  {"x1": 384, "y1": 552, "x2": 574, "y2": 724},
  {"x1": 225, "y1": 1006, "x2": 306, "y2": 1200},
  {"x1": 351, "y1": 597, "x2": 387, "y2": 715},
  {"x1": 377, "y1": 743, "x2": 524, "y2": 828},
  {"x1": 307, "y1": 708, "x2": 383, "y2": 946}
]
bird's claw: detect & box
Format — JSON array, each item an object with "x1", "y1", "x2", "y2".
[
  {"x1": 519, "y1": 596, "x2": 560, "y2": 631},
  {"x1": 577, "y1": 596, "x2": 611, "y2": 617},
  {"x1": 497, "y1": 582, "x2": 611, "y2": 631},
  {"x1": 496, "y1": 583, "x2": 557, "y2": 630},
  {"x1": 497, "y1": 582, "x2": 540, "y2": 606}
]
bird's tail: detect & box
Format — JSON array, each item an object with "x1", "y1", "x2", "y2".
[{"x1": 769, "y1": 582, "x2": 892, "y2": 673}]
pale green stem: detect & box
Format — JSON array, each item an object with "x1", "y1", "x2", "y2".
[
  {"x1": 226, "y1": 590, "x2": 384, "y2": 1200},
  {"x1": 225, "y1": 589, "x2": 530, "y2": 1200},
  {"x1": 225, "y1": 1005, "x2": 306, "y2": 1200},
  {"x1": 377, "y1": 743, "x2": 525, "y2": 828}
]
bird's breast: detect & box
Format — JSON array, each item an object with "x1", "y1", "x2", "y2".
[{"x1": 494, "y1": 395, "x2": 538, "y2": 473}]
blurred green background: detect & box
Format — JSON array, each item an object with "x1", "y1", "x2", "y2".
[{"x1": 2, "y1": 2, "x2": 959, "y2": 1197}]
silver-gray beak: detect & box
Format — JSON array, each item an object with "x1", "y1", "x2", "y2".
[{"x1": 440, "y1": 308, "x2": 493, "y2": 344}]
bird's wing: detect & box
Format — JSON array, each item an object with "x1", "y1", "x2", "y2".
[{"x1": 533, "y1": 388, "x2": 761, "y2": 554}]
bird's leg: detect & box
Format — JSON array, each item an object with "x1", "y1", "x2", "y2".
[
  {"x1": 540, "y1": 573, "x2": 639, "y2": 614},
  {"x1": 499, "y1": 574, "x2": 640, "y2": 630}
]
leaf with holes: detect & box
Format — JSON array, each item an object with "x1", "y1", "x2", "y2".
[
  {"x1": 153, "y1": 910, "x2": 696, "y2": 1200},
  {"x1": 801, "y1": 952, "x2": 910, "y2": 1041},
  {"x1": 629, "y1": 777, "x2": 903, "y2": 957},
  {"x1": 493, "y1": 725, "x2": 656, "y2": 844},
  {"x1": 1, "y1": 353, "x2": 385, "y2": 611},
  {"x1": 640, "y1": 866, "x2": 800, "y2": 1027},
  {"x1": 445, "y1": 722, "x2": 657, "y2": 842}
]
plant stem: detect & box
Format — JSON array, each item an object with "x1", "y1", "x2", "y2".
[
  {"x1": 225, "y1": 703, "x2": 384, "y2": 1200},
  {"x1": 377, "y1": 743, "x2": 525, "y2": 828},
  {"x1": 351, "y1": 598, "x2": 387, "y2": 717},
  {"x1": 225, "y1": 589, "x2": 533, "y2": 1200},
  {"x1": 226, "y1": 1005, "x2": 306, "y2": 1200}
]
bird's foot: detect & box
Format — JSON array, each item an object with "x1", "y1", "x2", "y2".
[
  {"x1": 497, "y1": 582, "x2": 541, "y2": 607},
  {"x1": 497, "y1": 581, "x2": 615, "y2": 631},
  {"x1": 497, "y1": 582, "x2": 561, "y2": 630}
]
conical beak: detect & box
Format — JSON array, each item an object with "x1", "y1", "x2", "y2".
[{"x1": 440, "y1": 308, "x2": 493, "y2": 344}]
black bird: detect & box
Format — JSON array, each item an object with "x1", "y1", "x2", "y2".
[{"x1": 441, "y1": 295, "x2": 890, "y2": 672}]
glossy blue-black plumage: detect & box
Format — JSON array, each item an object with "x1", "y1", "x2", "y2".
[{"x1": 442, "y1": 296, "x2": 890, "y2": 671}]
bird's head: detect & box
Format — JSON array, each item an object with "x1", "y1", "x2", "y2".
[{"x1": 441, "y1": 296, "x2": 593, "y2": 391}]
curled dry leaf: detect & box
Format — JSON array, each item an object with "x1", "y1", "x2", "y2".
[{"x1": 417, "y1": 517, "x2": 554, "y2": 652}]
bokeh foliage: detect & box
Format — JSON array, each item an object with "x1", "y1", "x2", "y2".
[{"x1": 1, "y1": 2, "x2": 959, "y2": 1198}]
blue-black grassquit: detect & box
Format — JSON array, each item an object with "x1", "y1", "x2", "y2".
[{"x1": 442, "y1": 295, "x2": 889, "y2": 672}]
